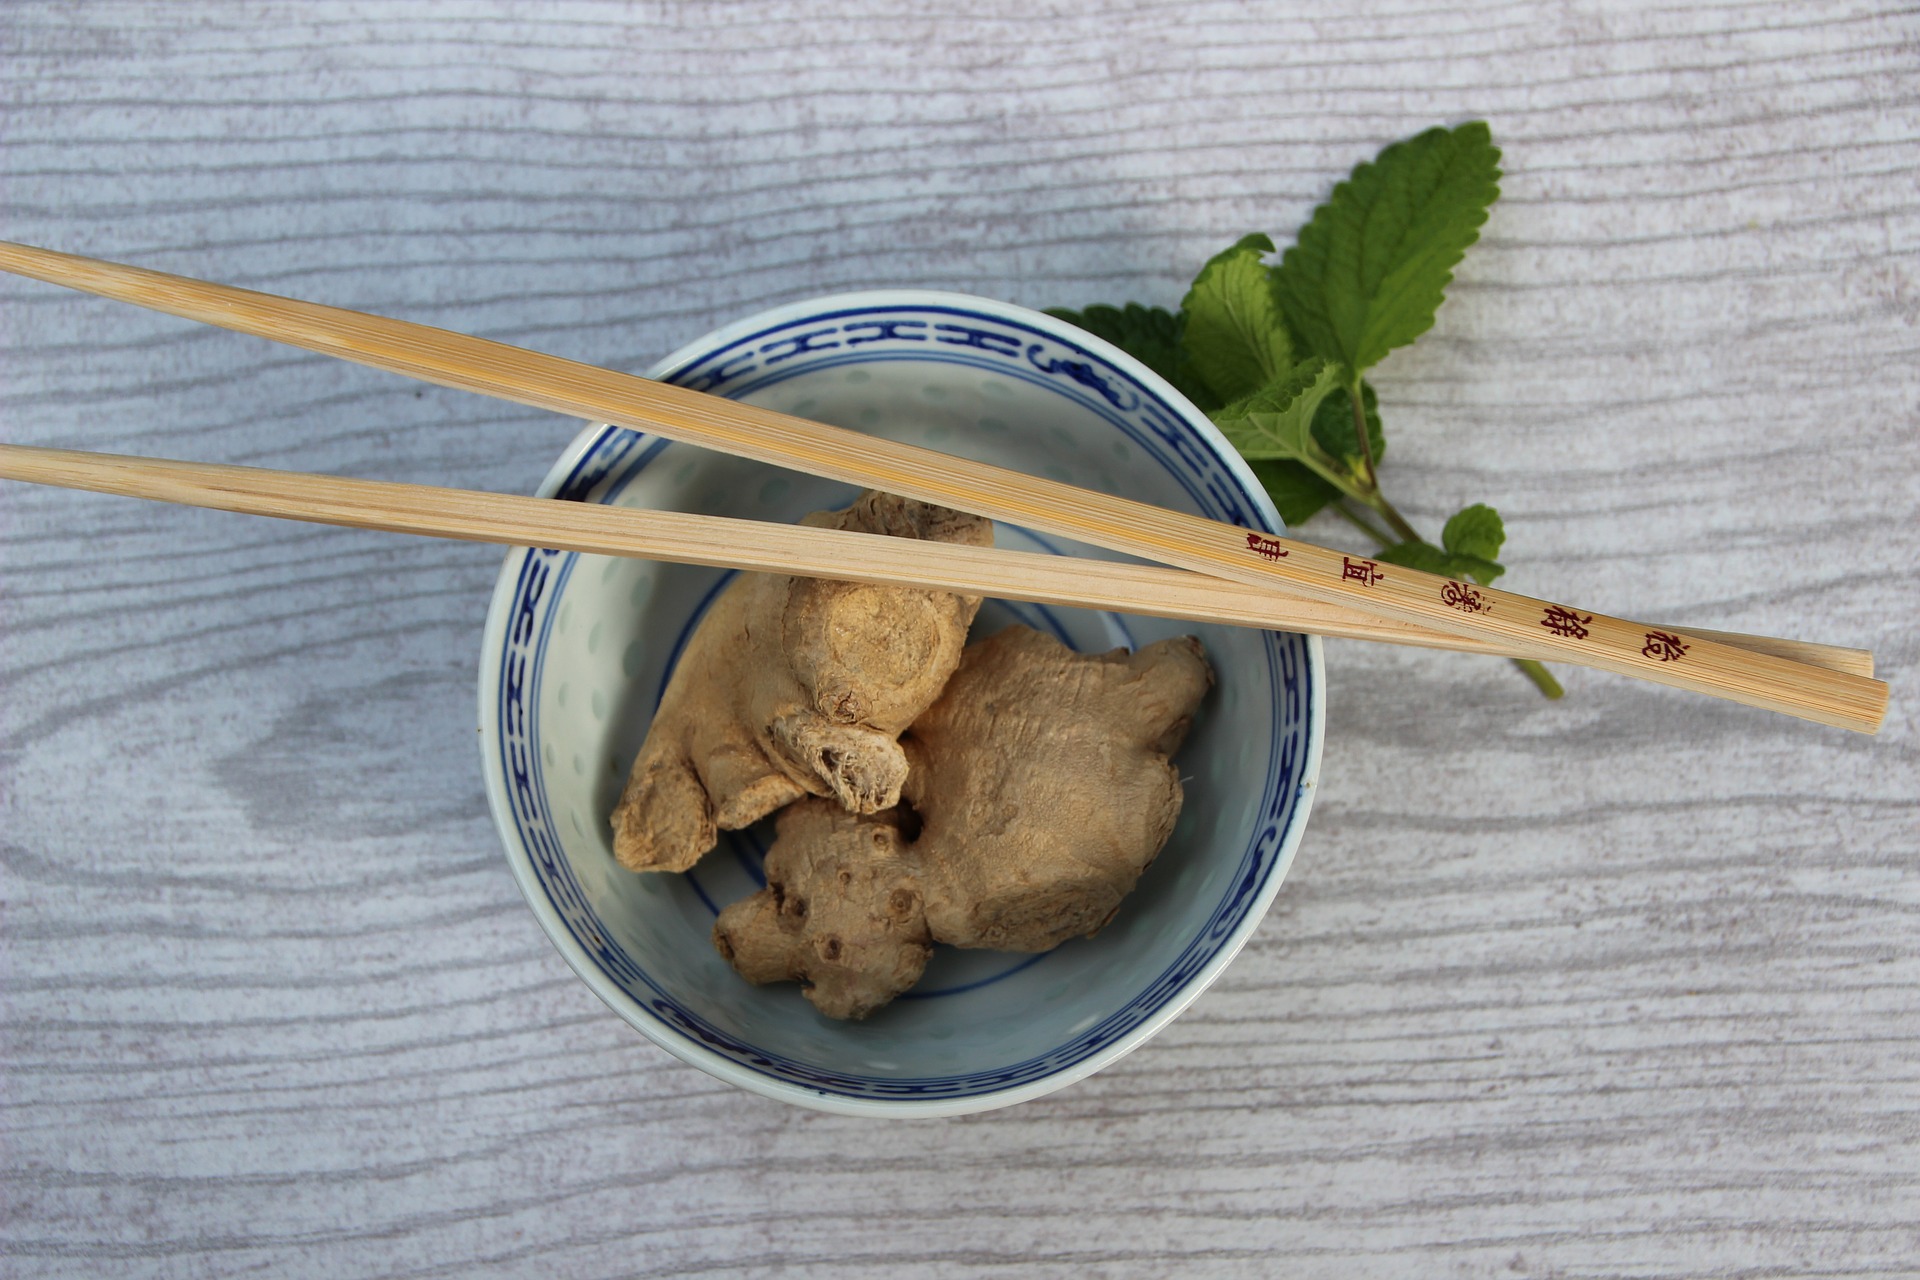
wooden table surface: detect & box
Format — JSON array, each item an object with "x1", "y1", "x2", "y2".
[{"x1": 4, "y1": 3, "x2": 1916, "y2": 1276}]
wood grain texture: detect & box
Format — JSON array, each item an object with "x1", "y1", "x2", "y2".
[{"x1": 2, "y1": 1, "x2": 1916, "y2": 1276}]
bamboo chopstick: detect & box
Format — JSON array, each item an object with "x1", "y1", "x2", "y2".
[
  {"x1": 0, "y1": 241, "x2": 1888, "y2": 732},
  {"x1": 0, "y1": 444, "x2": 1873, "y2": 677}
]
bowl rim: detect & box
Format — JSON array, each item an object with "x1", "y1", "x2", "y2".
[{"x1": 477, "y1": 288, "x2": 1325, "y2": 1117}]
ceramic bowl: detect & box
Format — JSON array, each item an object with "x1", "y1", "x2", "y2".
[{"x1": 477, "y1": 290, "x2": 1324, "y2": 1116}]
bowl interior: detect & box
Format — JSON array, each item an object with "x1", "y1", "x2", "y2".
[{"x1": 482, "y1": 295, "x2": 1321, "y2": 1111}]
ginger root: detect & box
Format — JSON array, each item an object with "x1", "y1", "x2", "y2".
[
  {"x1": 714, "y1": 800, "x2": 933, "y2": 1021},
  {"x1": 713, "y1": 625, "x2": 1214, "y2": 1019},
  {"x1": 609, "y1": 491, "x2": 992, "y2": 874}
]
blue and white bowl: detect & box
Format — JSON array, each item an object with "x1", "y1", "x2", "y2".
[{"x1": 478, "y1": 291, "x2": 1324, "y2": 1116}]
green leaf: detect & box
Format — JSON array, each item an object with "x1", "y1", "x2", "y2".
[
  {"x1": 1449, "y1": 550, "x2": 1505, "y2": 585},
  {"x1": 1212, "y1": 359, "x2": 1351, "y2": 530},
  {"x1": 1246, "y1": 459, "x2": 1341, "y2": 528},
  {"x1": 1272, "y1": 121, "x2": 1501, "y2": 373},
  {"x1": 1376, "y1": 537, "x2": 1504, "y2": 585},
  {"x1": 1046, "y1": 302, "x2": 1179, "y2": 365},
  {"x1": 1309, "y1": 380, "x2": 1384, "y2": 470},
  {"x1": 1373, "y1": 540, "x2": 1455, "y2": 575},
  {"x1": 1179, "y1": 233, "x2": 1293, "y2": 404},
  {"x1": 1045, "y1": 302, "x2": 1219, "y2": 411},
  {"x1": 1208, "y1": 358, "x2": 1344, "y2": 462},
  {"x1": 1441, "y1": 502, "x2": 1504, "y2": 562}
]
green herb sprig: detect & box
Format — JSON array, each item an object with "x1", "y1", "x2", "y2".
[{"x1": 1051, "y1": 122, "x2": 1561, "y2": 698}]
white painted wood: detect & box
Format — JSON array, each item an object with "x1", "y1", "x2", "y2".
[{"x1": 3, "y1": 1, "x2": 1915, "y2": 1275}]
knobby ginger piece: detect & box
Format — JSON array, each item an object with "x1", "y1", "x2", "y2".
[
  {"x1": 715, "y1": 801, "x2": 933, "y2": 1022},
  {"x1": 902, "y1": 625, "x2": 1213, "y2": 952},
  {"x1": 610, "y1": 491, "x2": 992, "y2": 874},
  {"x1": 713, "y1": 625, "x2": 1214, "y2": 1019}
]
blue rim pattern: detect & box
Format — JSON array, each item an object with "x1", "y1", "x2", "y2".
[{"x1": 491, "y1": 302, "x2": 1318, "y2": 1102}]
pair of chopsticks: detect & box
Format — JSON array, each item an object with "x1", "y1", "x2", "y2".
[{"x1": 0, "y1": 242, "x2": 1888, "y2": 733}]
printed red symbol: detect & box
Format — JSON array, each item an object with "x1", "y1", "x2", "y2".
[
  {"x1": 1441, "y1": 580, "x2": 1490, "y2": 613},
  {"x1": 1540, "y1": 604, "x2": 1594, "y2": 640},
  {"x1": 1642, "y1": 630, "x2": 1689, "y2": 662},
  {"x1": 1245, "y1": 532, "x2": 1290, "y2": 561},
  {"x1": 1341, "y1": 555, "x2": 1384, "y2": 586}
]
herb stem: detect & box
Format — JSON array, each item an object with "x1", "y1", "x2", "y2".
[
  {"x1": 1355, "y1": 489, "x2": 1423, "y2": 545},
  {"x1": 1513, "y1": 658, "x2": 1565, "y2": 699},
  {"x1": 1348, "y1": 378, "x2": 1380, "y2": 487},
  {"x1": 1330, "y1": 499, "x2": 1395, "y2": 546}
]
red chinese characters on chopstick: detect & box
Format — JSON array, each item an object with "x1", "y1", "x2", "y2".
[
  {"x1": 1540, "y1": 605, "x2": 1593, "y2": 640},
  {"x1": 1441, "y1": 580, "x2": 1490, "y2": 614},
  {"x1": 1643, "y1": 630, "x2": 1690, "y2": 663},
  {"x1": 1244, "y1": 532, "x2": 1289, "y2": 562},
  {"x1": 1341, "y1": 556, "x2": 1384, "y2": 587}
]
